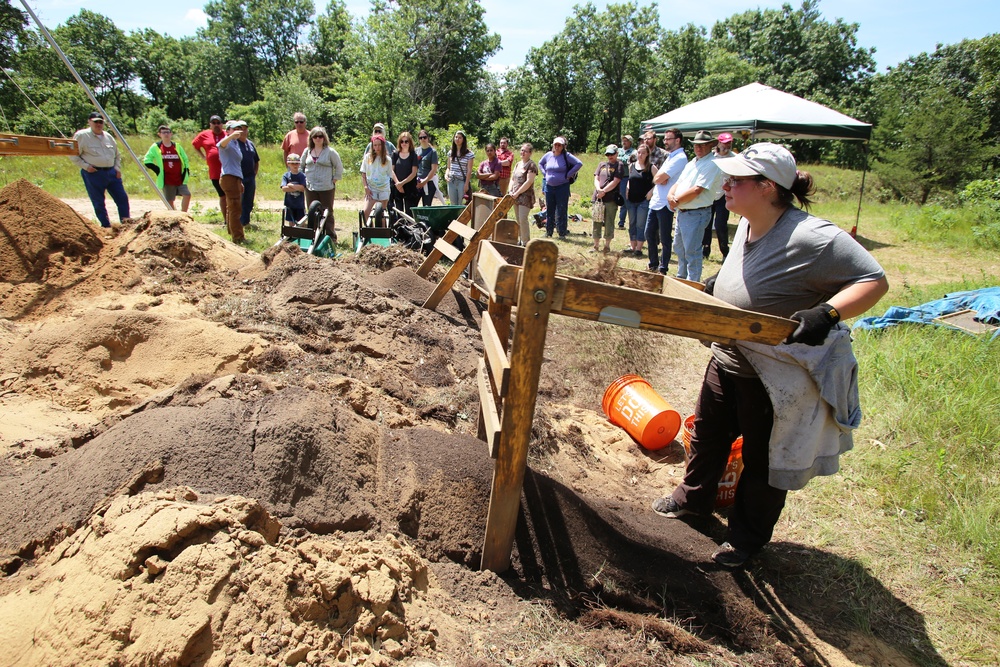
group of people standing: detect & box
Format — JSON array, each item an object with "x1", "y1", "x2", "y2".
[{"x1": 587, "y1": 128, "x2": 734, "y2": 282}]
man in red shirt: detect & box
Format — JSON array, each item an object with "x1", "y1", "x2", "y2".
[
  {"x1": 281, "y1": 112, "x2": 310, "y2": 161},
  {"x1": 191, "y1": 114, "x2": 227, "y2": 218}
]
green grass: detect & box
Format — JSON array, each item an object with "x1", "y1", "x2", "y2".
[{"x1": 777, "y1": 275, "x2": 1000, "y2": 664}]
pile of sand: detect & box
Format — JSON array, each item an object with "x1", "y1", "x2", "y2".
[
  {"x1": 0, "y1": 179, "x2": 103, "y2": 285},
  {"x1": 0, "y1": 488, "x2": 442, "y2": 665},
  {"x1": 0, "y1": 310, "x2": 264, "y2": 413}
]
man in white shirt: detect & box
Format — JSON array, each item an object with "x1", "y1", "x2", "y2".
[
  {"x1": 644, "y1": 128, "x2": 688, "y2": 274},
  {"x1": 667, "y1": 130, "x2": 723, "y2": 281},
  {"x1": 70, "y1": 111, "x2": 130, "y2": 228}
]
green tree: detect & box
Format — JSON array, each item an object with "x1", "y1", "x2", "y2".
[
  {"x1": 710, "y1": 1, "x2": 874, "y2": 103},
  {"x1": 299, "y1": 0, "x2": 354, "y2": 97},
  {"x1": 305, "y1": 0, "x2": 353, "y2": 68},
  {"x1": 873, "y1": 83, "x2": 997, "y2": 204},
  {"x1": 202, "y1": 0, "x2": 315, "y2": 101},
  {"x1": 563, "y1": 2, "x2": 659, "y2": 149},
  {"x1": 227, "y1": 71, "x2": 324, "y2": 144},
  {"x1": 625, "y1": 23, "x2": 709, "y2": 133},
  {"x1": 13, "y1": 81, "x2": 92, "y2": 136},
  {"x1": 328, "y1": 0, "x2": 498, "y2": 139},
  {"x1": 525, "y1": 37, "x2": 595, "y2": 148},
  {"x1": 131, "y1": 30, "x2": 199, "y2": 121},
  {"x1": 54, "y1": 10, "x2": 144, "y2": 126},
  {"x1": 871, "y1": 36, "x2": 1000, "y2": 203},
  {"x1": 372, "y1": 0, "x2": 500, "y2": 128},
  {"x1": 0, "y1": 0, "x2": 27, "y2": 69}
]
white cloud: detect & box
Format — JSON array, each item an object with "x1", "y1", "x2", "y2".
[{"x1": 184, "y1": 8, "x2": 208, "y2": 26}]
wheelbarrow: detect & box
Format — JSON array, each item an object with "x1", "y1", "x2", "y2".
[
  {"x1": 353, "y1": 204, "x2": 436, "y2": 254},
  {"x1": 275, "y1": 200, "x2": 337, "y2": 257}
]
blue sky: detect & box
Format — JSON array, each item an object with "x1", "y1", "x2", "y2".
[{"x1": 22, "y1": 0, "x2": 1000, "y2": 73}]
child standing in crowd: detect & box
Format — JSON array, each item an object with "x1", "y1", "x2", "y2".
[{"x1": 281, "y1": 153, "x2": 307, "y2": 223}]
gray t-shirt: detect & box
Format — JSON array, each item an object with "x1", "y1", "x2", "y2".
[
  {"x1": 712, "y1": 207, "x2": 885, "y2": 375},
  {"x1": 416, "y1": 145, "x2": 438, "y2": 180}
]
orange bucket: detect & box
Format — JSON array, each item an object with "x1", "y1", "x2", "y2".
[
  {"x1": 680, "y1": 414, "x2": 744, "y2": 508},
  {"x1": 602, "y1": 375, "x2": 681, "y2": 450}
]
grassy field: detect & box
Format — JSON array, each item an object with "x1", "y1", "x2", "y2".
[{"x1": 5, "y1": 138, "x2": 1000, "y2": 664}]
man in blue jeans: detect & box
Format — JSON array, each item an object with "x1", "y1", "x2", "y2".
[
  {"x1": 71, "y1": 111, "x2": 130, "y2": 228},
  {"x1": 667, "y1": 130, "x2": 724, "y2": 282},
  {"x1": 644, "y1": 128, "x2": 687, "y2": 273}
]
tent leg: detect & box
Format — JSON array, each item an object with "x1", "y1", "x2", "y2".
[{"x1": 852, "y1": 145, "x2": 869, "y2": 239}]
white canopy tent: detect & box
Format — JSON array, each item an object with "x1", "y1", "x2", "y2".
[
  {"x1": 641, "y1": 82, "x2": 872, "y2": 141},
  {"x1": 642, "y1": 83, "x2": 872, "y2": 235}
]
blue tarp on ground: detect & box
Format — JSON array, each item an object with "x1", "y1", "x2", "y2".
[{"x1": 852, "y1": 287, "x2": 1000, "y2": 339}]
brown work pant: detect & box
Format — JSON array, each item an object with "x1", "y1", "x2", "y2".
[{"x1": 220, "y1": 174, "x2": 244, "y2": 242}]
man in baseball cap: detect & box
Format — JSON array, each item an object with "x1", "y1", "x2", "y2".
[
  {"x1": 704, "y1": 132, "x2": 736, "y2": 259},
  {"x1": 70, "y1": 110, "x2": 130, "y2": 227}
]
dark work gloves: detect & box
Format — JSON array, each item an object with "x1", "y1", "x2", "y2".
[
  {"x1": 702, "y1": 273, "x2": 718, "y2": 296},
  {"x1": 785, "y1": 302, "x2": 841, "y2": 346}
]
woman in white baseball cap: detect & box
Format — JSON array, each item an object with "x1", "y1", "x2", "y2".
[{"x1": 652, "y1": 142, "x2": 889, "y2": 569}]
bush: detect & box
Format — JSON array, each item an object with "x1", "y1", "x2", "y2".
[
  {"x1": 136, "y1": 107, "x2": 200, "y2": 137},
  {"x1": 960, "y1": 179, "x2": 1000, "y2": 249}
]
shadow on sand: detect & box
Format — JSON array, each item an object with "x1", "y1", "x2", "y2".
[
  {"x1": 739, "y1": 542, "x2": 949, "y2": 667},
  {"x1": 504, "y1": 468, "x2": 947, "y2": 666}
]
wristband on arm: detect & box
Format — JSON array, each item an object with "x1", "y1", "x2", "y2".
[{"x1": 784, "y1": 302, "x2": 840, "y2": 346}]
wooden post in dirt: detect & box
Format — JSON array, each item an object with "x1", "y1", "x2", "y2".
[{"x1": 480, "y1": 239, "x2": 558, "y2": 573}]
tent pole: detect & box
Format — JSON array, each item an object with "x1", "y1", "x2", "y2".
[
  {"x1": 18, "y1": 0, "x2": 172, "y2": 211},
  {"x1": 851, "y1": 143, "x2": 869, "y2": 239}
]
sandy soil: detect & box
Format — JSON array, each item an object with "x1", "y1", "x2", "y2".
[{"x1": 0, "y1": 179, "x2": 940, "y2": 666}]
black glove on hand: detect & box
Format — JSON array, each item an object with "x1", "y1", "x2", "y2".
[
  {"x1": 785, "y1": 302, "x2": 840, "y2": 346},
  {"x1": 702, "y1": 273, "x2": 718, "y2": 296}
]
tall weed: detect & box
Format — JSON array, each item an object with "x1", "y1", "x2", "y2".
[{"x1": 853, "y1": 279, "x2": 1000, "y2": 570}]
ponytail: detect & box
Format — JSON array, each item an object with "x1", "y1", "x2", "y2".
[{"x1": 775, "y1": 169, "x2": 814, "y2": 210}]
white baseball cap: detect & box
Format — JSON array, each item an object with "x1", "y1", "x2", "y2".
[{"x1": 714, "y1": 142, "x2": 797, "y2": 190}]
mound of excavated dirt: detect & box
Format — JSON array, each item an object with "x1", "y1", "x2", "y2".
[
  {"x1": 0, "y1": 310, "x2": 264, "y2": 413},
  {"x1": 0, "y1": 179, "x2": 103, "y2": 285},
  {"x1": 0, "y1": 489, "x2": 443, "y2": 665},
  {"x1": 0, "y1": 383, "x2": 492, "y2": 571}
]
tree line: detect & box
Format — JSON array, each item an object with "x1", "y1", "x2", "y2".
[{"x1": 1, "y1": 0, "x2": 997, "y2": 203}]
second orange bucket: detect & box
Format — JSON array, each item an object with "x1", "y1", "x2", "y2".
[
  {"x1": 681, "y1": 414, "x2": 745, "y2": 508},
  {"x1": 602, "y1": 375, "x2": 681, "y2": 450}
]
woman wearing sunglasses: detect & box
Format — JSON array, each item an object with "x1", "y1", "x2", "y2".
[{"x1": 652, "y1": 143, "x2": 888, "y2": 569}]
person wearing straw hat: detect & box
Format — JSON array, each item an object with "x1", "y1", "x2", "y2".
[
  {"x1": 651, "y1": 142, "x2": 888, "y2": 569},
  {"x1": 666, "y1": 130, "x2": 723, "y2": 282}
]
